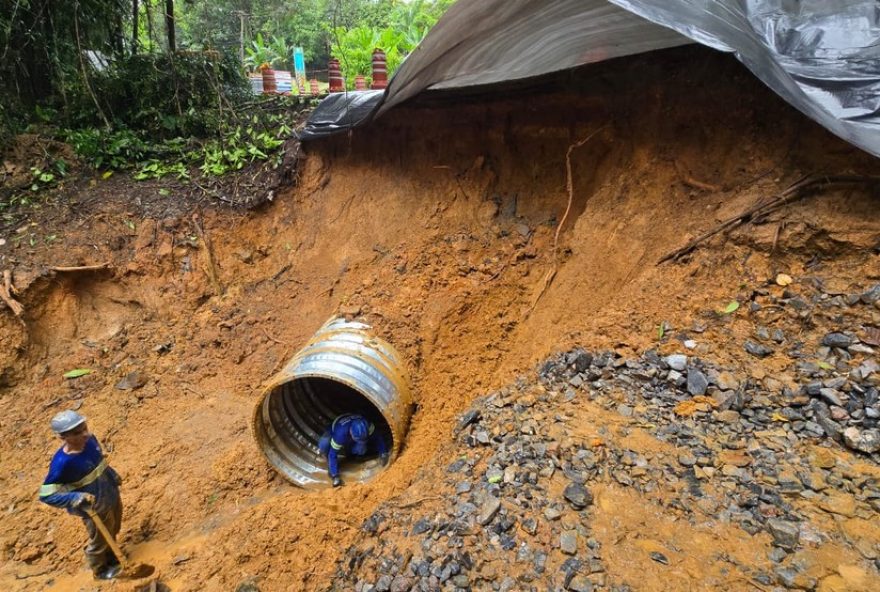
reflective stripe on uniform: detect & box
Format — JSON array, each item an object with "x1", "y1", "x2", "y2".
[
  {"x1": 331, "y1": 414, "x2": 353, "y2": 431},
  {"x1": 39, "y1": 458, "x2": 108, "y2": 497},
  {"x1": 330, "y1": 439, "x2": 344, "y2": 450}
]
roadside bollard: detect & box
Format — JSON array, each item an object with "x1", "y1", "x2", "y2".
[
  {"x1": 370, "y1": 48, "x2": 387, "y2": 89},
  {"x1": 309, "y1": 78, "x2": 320, "y2": 96},
  {"x1": 355, "y1": 75, "x2": 366, "y2": 91},
  {"x1": 328, "y1": 59, "x2": 344, "y2": 93}
]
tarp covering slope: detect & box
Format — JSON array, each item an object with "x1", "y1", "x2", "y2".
[{"x1": 302, "y1": 0, "x2": 880, "y2": 158}]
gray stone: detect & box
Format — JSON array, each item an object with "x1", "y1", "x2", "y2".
[
  {"x1": 858, "y1": 359, "x2": 879, "y2": 379},
  {"x1": 822, "y1": 332, "x2": 854, "y2": 348},
  {"x1": 390, "y1": 576, "x2": 413, "y2": 592},
  {"x1": 774, "y1": 567, "x2": 816, "y2": 590},
  {"x1": 115, "y1": 371, "x2": 147, "y2": 391},
  {"x1": 374, "y1": 575, "x2": 393, "y2": 592},
  {"x1": 767, "y1": 519, "x2": 800, "y2": 550},
  {"x1": 717, "y1": 410, "x2": 741, "y2": 424},
  {"x1": 567, "y1": 575, "x2": 593, "y2": 592},
  {"x1": 710, "y1": 371, "x2": 741, "y2": 392},
  {"x1": 814, "y1": 407, "x2": 844, "y2": 442},
  {"x1": 573, "y1": 352, "x2": 593, "y2": 372},
  {"x1": 665, "y1": 355, "x2": 687, "y2": 371},
  {"x1": 818, "y1": 388, "x2": 843, "y2": 407},
  {"x1": 616, "y1": 404, "x2": 633, "y2": 417},
  {"x1": 861, "y1": 284, "x2": 880, "y2": 304},
  {"x1": 455, "y1": 409, "x2": 481, "y2": 433},
  {"x1": 411, "y1": 518, "x2": 432, "y2": 535},
  {"x1": 478, "y1": 497, "x2": 502, "y2": 526},
  {"x1": 544, "y1": 506, "x2": 562, "y2": 521},
  {"x1": 563, "y1": 483, "x2": 593, "y2": 509},
  {"x1": 687, "y1": 368, "x2": 708, "y2": 396},
  {"x1": 768, "y1": 547, "x2": 788, "y2": 563},
  {"x1": 712, "y1": 390, "x2": 738, "y2": 411},
  {"x1": 560, "y1": 531, "x2": 578, "y2": 555},
  {"x1": 843, "y1": 427, "x2": 880, "y2": 454},
  {"x1": 678, "y1": 453, "x2": 696, "y2": 467},
  {"x1": 744, "y1": 341, "x2": 773, "y2": 357}
]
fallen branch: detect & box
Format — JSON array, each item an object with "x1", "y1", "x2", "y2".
[
  {"x1": 49, "y1": 262, "x2": 110, "y2": 273},
  {"x1": 658, "y1": 174, "x2": 880, "y2": 264},
  {"x1": 527, "y1": 126, "x2": 606, "y2": 313},
  {"x1": 1, "y1": 270, "x2": 24, "y2": 316}
]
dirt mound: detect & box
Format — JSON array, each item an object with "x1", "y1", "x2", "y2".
[{"x1": 0, "y1": 46, "x2": 878, "y2": 591}]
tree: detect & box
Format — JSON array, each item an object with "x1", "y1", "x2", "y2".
[{"x1": 165, "y1": 0, "x2": 176, "y2": 52}]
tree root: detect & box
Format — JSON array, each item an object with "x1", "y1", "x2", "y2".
[
  {"x1": 658, "y1": 174, "x2": 880, "y2": 264},
  {"x1": 527, "y1": 126, "x2": 606, "y2": 314},
  {"x1": 1, "y1": 270, "x2": 24, "y2": 316}
]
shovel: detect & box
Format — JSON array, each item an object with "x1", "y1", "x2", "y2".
[{"x1": 85, "y1": 507, "x2": 128, "y2": 571}]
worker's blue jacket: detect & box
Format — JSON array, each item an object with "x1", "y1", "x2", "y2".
[
  {"x1": 39, "y1": 435, "x2": 121, "y2": 517},
  {"x1": 319, "y1": 414, "x2": 387, "y2": 478}
]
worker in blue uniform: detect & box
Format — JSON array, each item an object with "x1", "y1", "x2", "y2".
[
  {"x1": 39, "y1": 410, "x2": 124, "y2": 580},
  {"x1": 319, "y1": 413, "x2": 389, "y2": 487}
]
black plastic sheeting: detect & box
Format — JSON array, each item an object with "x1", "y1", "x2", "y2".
[
  {"x1": 300, "y1": 0, "x2": 880, "y2": 158},
  {"x1": 297, "y1": 89, "x2": 384, "y2": 140}
]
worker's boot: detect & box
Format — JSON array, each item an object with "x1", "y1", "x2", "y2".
[{"x1": 95, "y1": 564, "x2": 122, "y2": 580}]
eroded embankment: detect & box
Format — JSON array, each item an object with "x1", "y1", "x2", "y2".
[{"x1": 0, "y1": 47, "x2": 878, "y2": 591}]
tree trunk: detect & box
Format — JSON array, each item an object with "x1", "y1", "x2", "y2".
[
  {"x1": 145, "y1": 0, "x2": 154, "y2": 51},
  {"x1": 164, "y1": 0, "x2": 175, "y2": 52},
  {"x1": 131, "y1": 0, "x2": 139, "y2": 54}
]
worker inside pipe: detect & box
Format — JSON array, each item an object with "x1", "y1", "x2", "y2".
[{"x1": 319, "y1": 413, "x2": 389, "y2": 487}]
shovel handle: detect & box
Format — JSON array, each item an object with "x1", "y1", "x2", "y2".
[{"x1": 85, "y1": 508, "x2": 127, "y2": 570}]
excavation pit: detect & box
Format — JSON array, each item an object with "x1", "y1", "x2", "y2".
[{"x1": 253, "y1": 318, "x2": 412, "y2": 489}]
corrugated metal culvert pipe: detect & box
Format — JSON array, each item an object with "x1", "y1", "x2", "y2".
[{"x1": 253, "y1": 317, "x2": 413, "y2": 489}]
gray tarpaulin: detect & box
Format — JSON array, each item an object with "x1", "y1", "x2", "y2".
[{"x1": 301, "y1": 0, "x2": 880, "y2": 158}]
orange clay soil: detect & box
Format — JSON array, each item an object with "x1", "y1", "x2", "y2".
[{"x1": 0, "y1": 47, "x2": 879, "y2": 591}]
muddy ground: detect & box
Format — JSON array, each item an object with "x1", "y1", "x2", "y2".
[{"x1": 0, "y1": 47, "x2": 879, "y2": 591}]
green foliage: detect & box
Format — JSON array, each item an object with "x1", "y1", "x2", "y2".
[
  {"x1": 244, "y1": 33, "x2": 295, "y2": 71},
  {"x1": 64, "y1": 103, "x2": 294, "y2": 182},
  {"x1": 71, "y1": 52, "x2": 249, "y2": 138},
  {"x1": 198, "y1": 114, "x2": 290, "y2": 176},
  {"x1": 65, "y1": 128, "x2": 150, "y2": 170},
  {"x1": 133, "y1": 159, "x2": 190, "y2": 181},
  {"x1": 330, "y1": 0, "x2": 454, "y2": 85},
  {"x1": 0, "y1": 0, "x2": 129, "y2": 114}
]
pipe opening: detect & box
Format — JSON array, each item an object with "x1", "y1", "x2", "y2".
[
  {"x1": 288, "y1": 376, "x2": 392, "y2": 459},
  {"x1": 253, "y1": 318, "x2": 412, "y2": 489}
]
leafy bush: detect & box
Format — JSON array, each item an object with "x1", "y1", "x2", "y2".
[
  {"x1": 67, "y1": 52, "x2": 249, "y2": 139},
  {"x1": 64, "y1": 128, "x2": 150, "y2": 170}
]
